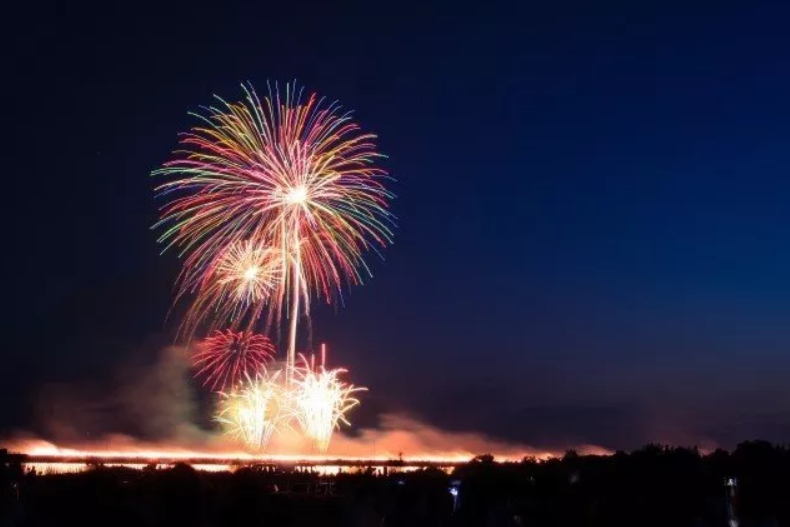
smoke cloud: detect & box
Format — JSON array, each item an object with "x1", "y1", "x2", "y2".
[
  {"x1": 12, "y1": 345, "x2": 610, "y2": 459},
  {"x1": 32, "y1": 344, "x2": 204, "y2": 443}
]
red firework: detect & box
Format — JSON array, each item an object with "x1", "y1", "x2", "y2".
[{"x1": 192, "y1": 330, "x2": 275, "y2": 391}]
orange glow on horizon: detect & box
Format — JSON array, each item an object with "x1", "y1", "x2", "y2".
[
  {"x1": 3, "y1": 414, "x2": 614, "y2": 474},
  {"x1": 5, "y1": 435, "x2": 613, "y2": 469}
]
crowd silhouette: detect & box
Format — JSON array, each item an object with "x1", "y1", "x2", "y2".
[{"x1": 2, "y1": 441, "x2": 789, "y2": 526}]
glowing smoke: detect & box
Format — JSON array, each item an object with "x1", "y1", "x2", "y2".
[
  {"x1": 15, "y1": 345, "x2": 611, "y2": 460},
  {"x1": 33, "y1": 344, "x2": 204, "y2": 443}
]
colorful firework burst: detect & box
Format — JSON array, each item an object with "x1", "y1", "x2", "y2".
[
  {"x1": 153, "y1": 82, "x2": 395, "y2": 378},
  {"x1": 192, "y1": 330, "x2": 275, "y2": 391}
]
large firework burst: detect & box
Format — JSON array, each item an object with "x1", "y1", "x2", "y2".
[{"x1": 153, "y1": 82, "x2": 395, "y2": 378}]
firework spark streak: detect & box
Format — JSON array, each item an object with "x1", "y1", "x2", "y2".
[
  {"x1": 216, "y1": 370, "x2": 290, "y2": 449},
  {"x1": 292, "y1": 354, "x2": 366, "y2": 452},
  {"x1": 192, "y1": 330, "x2": 275, "y2": 391},
  {"x1": 153, "y1": 82, "x2": 396, "y2": 381}
]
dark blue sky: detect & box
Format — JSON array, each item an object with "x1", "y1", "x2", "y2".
[{"x1": 7, "y1": 0, "x2": 790, "y2": 449}]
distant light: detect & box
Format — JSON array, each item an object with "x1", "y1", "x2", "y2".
[{"x1": 449, "y1": 487, "x2": 459, "y2": 497}]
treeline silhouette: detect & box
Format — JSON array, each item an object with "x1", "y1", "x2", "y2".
[{"x1": 2, "y1": 441, "x2": 790, "y2": 526}]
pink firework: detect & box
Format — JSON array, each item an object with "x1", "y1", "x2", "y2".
[{"x1": 192, "y1": 330, "x2": 275, "y2": 391}]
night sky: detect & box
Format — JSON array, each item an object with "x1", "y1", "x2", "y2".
[{"x1": 7, "y1": 0, "x2": 790, "y2": 450}]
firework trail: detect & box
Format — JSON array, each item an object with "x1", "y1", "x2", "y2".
[
  {"x1": 216, "y1": 370, "x2": 290, "y2": 450},
  {"x1": 153, "y1": 82, "x2": 395, "y2": 380},
  {"x1": 192, "y1": 330, "x2": 275, "y2": 391},
  {"x1": 292, "y1": 353, "x2": 366, "y2": 452}
]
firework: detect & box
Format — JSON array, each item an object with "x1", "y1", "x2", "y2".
[
  {"x1": 192, "y1": 330, "x2": 275, "y2": 391},
  {"x1": 292, "y1": 353, "x2": 366, "y2": 452},
  {"x1": 216, "y1": 370, "x2": 290, "y2": 450},
  {"x1": 153, "y1": 82, "x2": 395, "y2": 379},
  {"x1": 181, "y1": 240, "x2": 283, "y2": 336},
  {"x1": 215, "y1": 240, "x2": 279, "y2": 305}
]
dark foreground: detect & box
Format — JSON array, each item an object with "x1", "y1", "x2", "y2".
[{"x1": 2, "y1": 442, "x2": 790, "y2": 527}]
